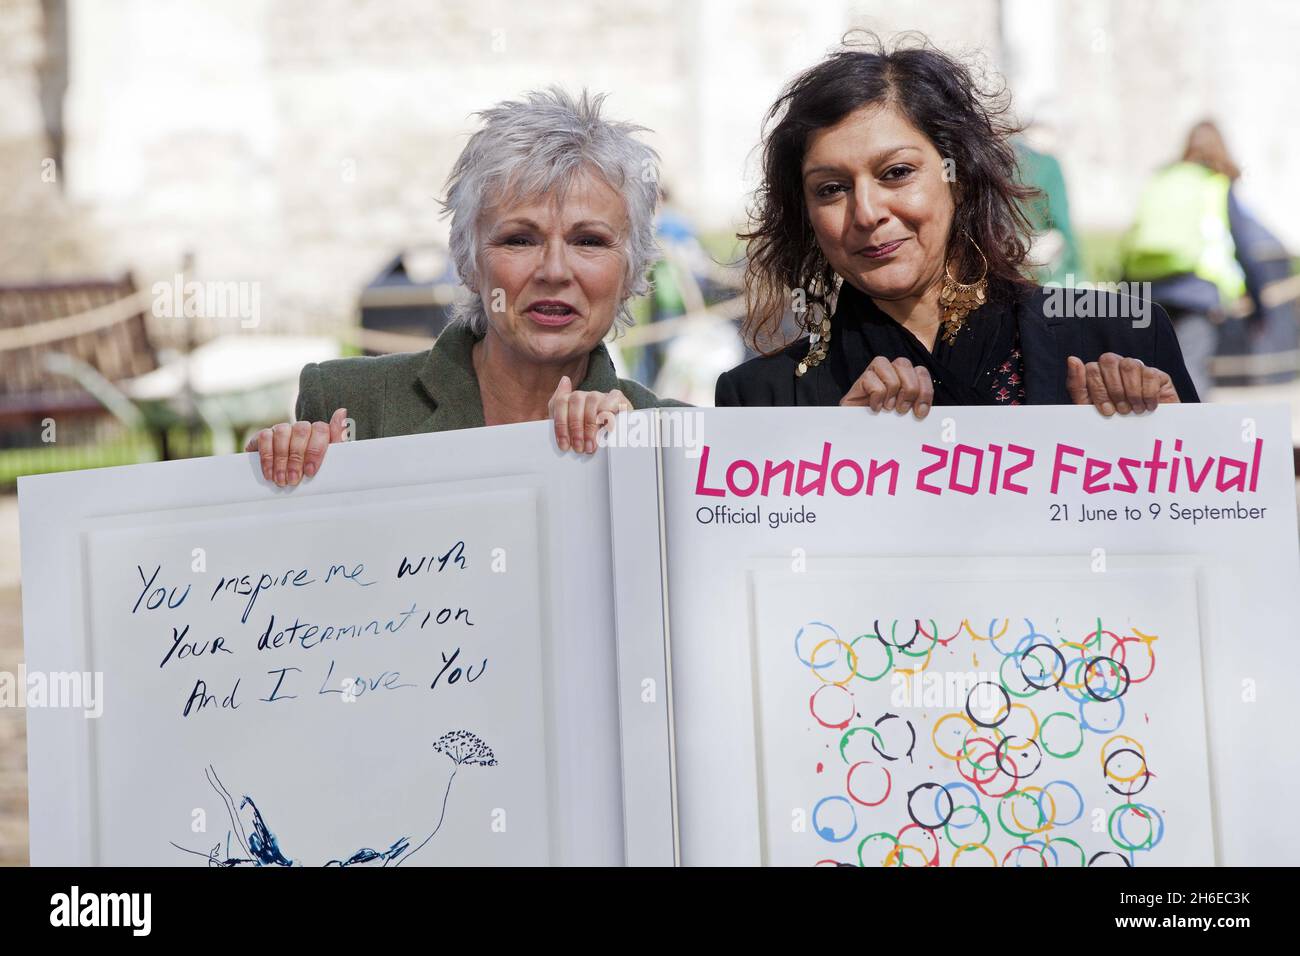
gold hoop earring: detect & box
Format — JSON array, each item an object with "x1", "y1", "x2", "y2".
[{"x1": 938, "y1": 233, "x2": 988, "y2": 345}]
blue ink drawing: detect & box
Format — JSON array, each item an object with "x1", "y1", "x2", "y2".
[{"x1": 170, "y1": 730, "x2": 498, "y2": 866}]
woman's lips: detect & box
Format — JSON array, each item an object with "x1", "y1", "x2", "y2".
[
  {"x1": 526, "y1": 303, "x2": 579, "y2": 327},
  {"x1": 860, "y1": 239, "x2": 906, "y2": 259}
]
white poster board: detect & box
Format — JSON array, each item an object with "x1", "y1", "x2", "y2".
[
  {"x1": 20, "y1": 422, "x2": 647, "y2": 865},
  {"x1": 21, "y1": 404, "x2": 1300, "y2": 867},
  {"x1": 625, "y1": 404, "x2": 1300, "y2": 866}
]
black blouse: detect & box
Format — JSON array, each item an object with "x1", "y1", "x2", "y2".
[
  {"x1": 830, "y1": 280, "x2": 1023, "y2": 406},
  {"x1": 715, "y1": 280, "x2": 1200, "y2": 408}
]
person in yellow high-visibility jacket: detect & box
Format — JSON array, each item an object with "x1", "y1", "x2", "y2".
[{"x1": 1122, "y1": 121, "x2": 1250, "y2": 399}]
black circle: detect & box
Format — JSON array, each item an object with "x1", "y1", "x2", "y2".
[
  {"x1": 1018, "y1": 642, "x2": 1066, "y2": 691},
  {"x1": 906, "y1": 782, "x2": 954, "y2": 830},
  {"x1": 966, "y1": 681, "x2": 1012, "y2": 728},
  {"x1": 1083, "y1": 656, "x2": 1131, "y2": 702}
]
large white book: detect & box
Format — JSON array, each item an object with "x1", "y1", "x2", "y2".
[{"x1": 18, "y1": 405, "x2": 1300, "y2": 865}]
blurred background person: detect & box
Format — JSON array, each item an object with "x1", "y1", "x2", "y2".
[
  {"x1": 1121, "y1": 120, "x2": 1292, "y2": 399},
  {"x1": 619, "y1": 185, "x2": 746, "y2": 406},
  {"x1": 1013, "y1": 109, "x2": 1085, "y2": 287}
]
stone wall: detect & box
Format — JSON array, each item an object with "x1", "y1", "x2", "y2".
[{"x1": 0, "y1": 0, "x2": 1296, "y2": 338}]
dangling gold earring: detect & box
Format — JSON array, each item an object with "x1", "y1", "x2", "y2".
[
  {"x1": 795, "y1": 293, "x2": 831, "y2": 377},
  {"x1": 795, "y1": 224, "x2": 831, "y2": 376},
  {"x1": 793, "y1": 243, "x2": 833, "y2": 375},
  {"x1": 938, "y1": 232, "x2": 988, "y2": 345}
]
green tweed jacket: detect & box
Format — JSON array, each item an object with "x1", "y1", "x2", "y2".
[{"x1": 295, "y1": 321, "x2": 685, "y2": 439}]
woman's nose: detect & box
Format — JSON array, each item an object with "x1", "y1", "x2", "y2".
[
  {"x1": 535, "y1": 239, "x2": 574, "y2": 283},
  {"x1": 851, "y1": 181, "x2": 889, "y2": 231}
]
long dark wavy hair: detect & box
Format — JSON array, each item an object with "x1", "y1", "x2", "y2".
[{"x1": 740, "y1": 32, "x2": 1040, "y2": 352}]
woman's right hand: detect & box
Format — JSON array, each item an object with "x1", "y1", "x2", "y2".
[
  {"x1": 245, "y1": 407, "x2": 348, "y2": 486},
  {"x1": 839, "y1": 356, "x2": 933, "y2": 419}
]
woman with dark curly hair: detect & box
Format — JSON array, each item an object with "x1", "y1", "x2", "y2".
[{"x1": 716, "y1": 35, "x2": 1198, "y2": 418}]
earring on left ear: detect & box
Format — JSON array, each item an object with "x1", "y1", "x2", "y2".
[{"x1": 938, "y1": 231, "x2": 988, "y2": 345}]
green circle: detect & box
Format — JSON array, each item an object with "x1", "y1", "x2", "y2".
[
  {"x1": 856, "y1": 831, "x2": 898, "y2": 867},
  {"x1": 1045, "y1": 836, "x2": 1086, "y2": 867},
  {"x1": 1000, "y1": 652, "x2": 1041, "y2": 700},
  {"x1": 1108, "y1": 803, "x2": 1158, "y2": 851},
  {"x1": 944, "y1": 804, "x2": 991, "y2": 849},
  {"x1": 849, "y1": 633, "x2": 893, "y2": 682},
  {"x1": 1040, "y1": 711, "x2": 1084, "y2": 759},
  {"x1": 997, "y1": 790, "x2": 1046, "y2": 839},
  {"x1": 839, "y1": 725, "x2": 884, "y2": 765}
]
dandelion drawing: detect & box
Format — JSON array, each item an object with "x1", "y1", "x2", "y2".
[{"x1": 396, "y1": 730, "x2": 498, "y2": 866}]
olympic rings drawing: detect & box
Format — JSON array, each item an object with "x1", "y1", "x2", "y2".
[{"x1": 793, "y1": 616, "x2": 1170, "y2": 867}]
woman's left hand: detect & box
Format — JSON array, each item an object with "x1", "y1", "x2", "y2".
[
  {"x1": 548, "y1": 376, "x2": 633, "y2": 454},
  {"x1": 1066, "y1": 353, "x2": 1180, "y2": 416}
]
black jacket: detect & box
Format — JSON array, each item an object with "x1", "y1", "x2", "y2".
[{"x1": 715, "y1": 285, "x2": 1200, "y2": 407}]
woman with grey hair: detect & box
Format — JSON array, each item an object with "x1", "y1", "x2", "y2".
[{"x1": 248, "y1": 87, "x2": 682, "y2": 486}]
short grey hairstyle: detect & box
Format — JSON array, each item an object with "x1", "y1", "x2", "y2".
[{"x1": 441, "y1": 87, "x2": 662, "y2": 336}]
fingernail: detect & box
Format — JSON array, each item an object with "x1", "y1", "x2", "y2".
[
  {"x1": 885, "y1": 397, "x2": 896, "y2": 410},
  {"x1": 558, "y1": 437, "x2": 569, "y2": 451},
  {"x1": 915, "y1": 403, "x2": 929, "y2": 418},
  {"x1": 275, "y1": 471, "x2": 285, "y2": 485},
  {"x1": 305, "y1": 463, "x2": 316, "y2": 477},
  {"x1": 1101, "y1": 403, "x2": 1115, "y2": 416},
  {"x1": 898, "y1": 402, "x2": 911, "y2": 414}
]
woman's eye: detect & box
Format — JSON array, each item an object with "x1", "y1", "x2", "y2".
[
  {"x1": 815, "y1": 183, "x2": 846, "y2": 199},
  {"x1": 502, "y1": 235, "x2": 534, "y2": 246},
  {"x1": 883, "y1": 165, "x2": 913, "y2": 181},
  {"x1": 575, "y1": 235, "x2": 609, "y2": 247}
]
